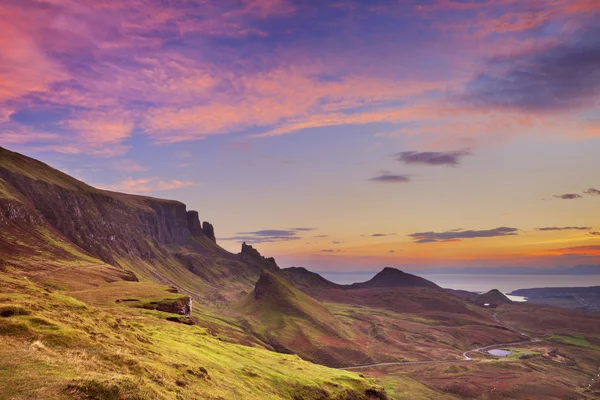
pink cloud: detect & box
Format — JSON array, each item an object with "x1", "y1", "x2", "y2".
[
  {"x1": 98, "y1": 177, "x2": 197, "y2": 194},
  {"x1": 111, "y1": 159, "x2": 147, "y2": 172},
  {"x1": 1, "y1": 0, "x2": 598, "y2": 157}
]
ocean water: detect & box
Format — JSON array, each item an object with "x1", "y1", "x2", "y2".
[{"x1": 320, "y1": 273, "x2": 600, "y2": 295}]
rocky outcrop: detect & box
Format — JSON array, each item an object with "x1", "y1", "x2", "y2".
[
  {"x1": 147, "y1": 296, "x2": 192, "y2": 316},
  {"x1": 187, "y1": 211, "x2": 204, "y2": 237},
  {"x1": 241, "y1": 242, "x2": 278, "y2": 271},
  {"x1": 0, "y1": 196, "x2": 43, "y2": 226},
  {"x1": 186, "y1": 211, "x2": 215, "y2": 242},
  {"x1": 202, "y1": 221, "x2": 216, "y2": 242}
]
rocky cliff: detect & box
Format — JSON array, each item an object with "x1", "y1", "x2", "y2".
[
  {"x1": 0, "y1": 146, "x2": 278, "y2": 301},
  {"x1": 1, "y1": 148, "x2": 194, "y2": 263}
]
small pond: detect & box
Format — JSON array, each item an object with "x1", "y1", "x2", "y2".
[{"x1": 488, "y1": 349, "x2": 513, "y2": 357}]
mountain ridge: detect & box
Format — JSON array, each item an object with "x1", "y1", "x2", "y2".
[{"x1": 0, "y1": 146, "x2": 277, "y2": 302}]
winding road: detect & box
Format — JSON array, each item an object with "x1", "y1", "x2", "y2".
[{"x1": 341, "y1": 312, "x2": 541, "y2": 370}]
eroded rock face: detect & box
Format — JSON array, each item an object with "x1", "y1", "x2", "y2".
[
  {"x1": 0, "y1": 198, "x2": 43, "y2": 226},
  {"x1": 187, "y1": 211, "x2": 204, "y2": 237},
  {"x1": 240, "y1": 242, "x2": 279, "y2": 271},
  {"x1": 153, "y1": 296, "x2": 192, "y2": 316},
  {"x1": 202, "y1": 221, "x2": 215, "y2": 242},
  {"x1": 0, "y1": 169, "x2": 193, "y2": 265}
]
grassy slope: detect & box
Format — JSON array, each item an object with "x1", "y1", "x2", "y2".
[
  {"x1": 0, "y1": 274, "x2": 385, "y2": 400},
  {"x1": 231, "y1": 271, "x2": 364, "y2": 367},
  {"x1": 229, "y1": 270, "x2": 526, "y2": 368},
  {"x1": 0, "y1": 148, "x2": 389, "y2": 398},
  {"x1": 0, "y1": 148, "x2": 94, "y2": 192}
]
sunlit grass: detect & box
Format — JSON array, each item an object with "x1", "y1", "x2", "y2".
[{"x1": 0, "y1": 274, "x2": 382, "y2": 399}]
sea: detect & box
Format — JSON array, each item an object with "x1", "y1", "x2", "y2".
[{"x1": 319, "y1": 273, "x2": 600, "y2": 302}]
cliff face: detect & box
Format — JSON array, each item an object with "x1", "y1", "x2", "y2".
[
  {"x1": 0, "y1": 146, "x2": 220, "y2": 266},
  {"x1": 0, "y1": 146, "x2": 279, "y2": 302},
  {"x1": 0, "y1": 166, "x2": 192, "y2": 264}
]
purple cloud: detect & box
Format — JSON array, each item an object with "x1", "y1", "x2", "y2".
[
  {"x1": 393, "y1": 150, "x2": 471, "y2": 167},
  {"x1": 220, "y1": 228, "x2": 316, "y2": 243},
  {"x1": 463, "y1": 25, "x2": 600, "y2": 113},
  {"x1": 584, "y1": 188, "x2": 600, "y2": 196},
  {"x1": 409, "y1": 227, "x2": 518, "y2": 243},
  {"x1": 553, "y1": 194, "x2": 582, "y2": 200},
  {"x1": 368, "y1": 174, "x2": 410, "y2": 183}
]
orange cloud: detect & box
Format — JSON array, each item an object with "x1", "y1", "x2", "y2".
[{"x1": 539, "y1": 245, "x2": 600, "y2": 256}]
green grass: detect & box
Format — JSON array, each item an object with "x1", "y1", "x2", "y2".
[
  {"x1": 504, "y1": 348, "x2": 540, "y2": 359},
  {"x1": 0, "y1": 178, "x2": 19, "y2": 201},
  {"x1": 0, "y1": 274, "x2": 384, "y2": 399},
  {"x1": 544, "y1": 334, "x2": 599, "y2": 349},
  {"x1": 374, "y1": 372, "x2": 456, "y2": 400},
  {"x1": 0, "y1": 147, "x2": 94, "y2": 191}
]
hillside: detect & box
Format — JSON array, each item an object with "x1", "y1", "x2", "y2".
[
  {"x1": 0, "y1": 146, "x2": 277, "y2": 304},
  {"x1": 280, "y1": 266, "x2": 344, "y2": 291},
  {"x1": 474, "y1": 289, "x2": 513, "y2": 306},
  {"x1": 349, "y1": 267, "x2": 441, "y2": 290},
  {"x1": 0, "y1": 273, "x2": 385, "y2": 399},
  {"x1": 244, "y1": 269, "x2": 525, "y2": 367},
  {"x1": 231, "y1": 271, "x2": 370, "y2": 367},
  {"x1": 0, "y1": 146, "x2": 387, "y2": 399}
]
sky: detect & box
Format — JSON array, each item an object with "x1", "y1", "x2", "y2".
[{"x1": 1, "y1": 0, "x2": 600, "y2": 273}]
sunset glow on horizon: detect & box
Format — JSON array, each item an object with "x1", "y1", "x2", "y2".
[{"x1": 1, "y1": 0, "x2": 600, "y2": 272}]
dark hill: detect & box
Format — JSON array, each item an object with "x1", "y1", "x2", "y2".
[
  {"x1": 280, "y1": 266, "x2": 343, "y2": 291},
  {"x1": 350, "y1": 267, "x2": 441, "y2": 289},
  {"x1": 475, "y1": 289, "x2": 513, "y2": 305}
]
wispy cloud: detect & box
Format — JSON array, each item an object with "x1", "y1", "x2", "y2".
[
  {"x1": 584, "y1": 188, "x2": 600, "y2": 196},
  {"x1": 98, "y1": 177, "x2": 197, "y2": 194},
  {"x1": 392, "y1": 149, "x2": 471, "y2": 167},
  {"x1": 409, "y1": 227, "x2": 518, "y2": 243},
  {"x1": 368, "y1": 174, "x2": 410, "y2": 183},
  {"x1": 370, "y1": 233, "x2": 396, "y2": 237},
  {"x1": 544, "y1": 245, "x2": 600, "y2": 256},
  {"x1": 220, "y1": 228, "x2": 315, "y2": 243},
  {"x1": 111, "y1": 159, "x2": 148, "y2": 172},
  {"x1": 537, "y1": 226, "x2": 590, "y2": 231},
  {"x1": 553, "y1": 193, "x2": 583, "y2": 200}
]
